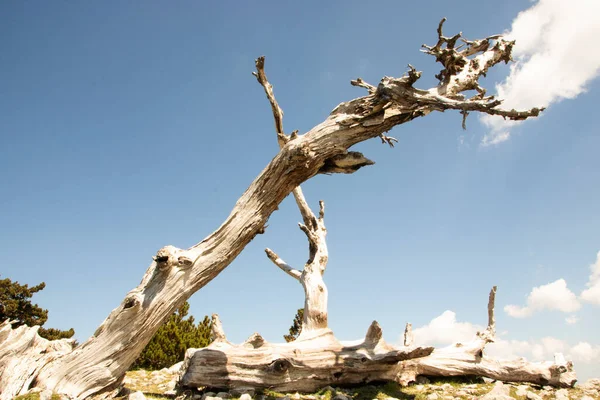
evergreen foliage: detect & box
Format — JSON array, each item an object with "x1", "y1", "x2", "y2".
[
  {"x1": 0, "y1": 276, "x2": 75, "y2": 341},
  {"x1": 131, "y1": 302, "x2": 213, "y2": 370},
  {"x1": 284, "y1": 308, "x2": 304, "y2": 342}
]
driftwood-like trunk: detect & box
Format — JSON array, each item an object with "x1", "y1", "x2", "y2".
[
  {"x1": 180, "y1": 317, "x2": 432, "y2": 392},
  {"x1": 1, "y1": 20, "x2": 544, "y2": 399},
  {"x1": 397, "y1": 287, "x2": 577, "y2": 388}
]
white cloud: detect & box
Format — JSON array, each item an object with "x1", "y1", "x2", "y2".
[
  {"x1": 504, "y1": 279, "x2": 580, "y2": 318},
  {"x1": 481, "y1": 131, "x2": 510, "y2": 148},
  {"x1": 411, "y1": 310, "x2": 481, "y2": 346},
  {"x1": 408, "y1": 311, "x2": 600, "y2": 380},
  {"x1": 580, "y1": 251, "x2": 600, "y2": 305},
  {"x1": 565, "y1": 315, "x2": 578, "y2": 325},
  {"x1": 480, "y1": 0, "x2": 600, "y2": 145},
  {"x1": 570, "y1": 342, "x2": 600, "y2": 363}
]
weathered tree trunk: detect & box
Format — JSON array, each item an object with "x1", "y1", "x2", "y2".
[
  {"x1": 0, "y1": 321, "x2": 75, "y2": 398},
  {"x1": 180, "y1": 318, "x2": 432, "y2": 392},
  {"x1": 397, "y1": 287, "x2": 577, "y2": 388},
  {"x1": 179, "y1": 62, "x2": 431, "y2": 392},
  {"x1": 0, "y1": 20, "x2": 543, "y2": 399}
]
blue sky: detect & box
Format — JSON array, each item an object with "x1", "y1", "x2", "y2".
[{"x1": 1, "y1": 0, "x2": 599, "y2": 381}]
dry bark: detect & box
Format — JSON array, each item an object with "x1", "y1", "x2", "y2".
[
  {"x1": 0, "y1": 20, "x2": 544, "y2": 399},
  {"x1": 180, "y1": 318, "x2": 432, "y2": 392},
  {"x1": 397, "y1": 287, "x2": 577, "y2": 388}
]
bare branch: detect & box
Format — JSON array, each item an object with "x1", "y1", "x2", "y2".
[
  {"x1": 351, "y1": 78, "x2": 377, "y2": 94},
  {"x1": 380, "y1": 134, "x2": 399, "y2": 147},
  {"x1": 264, "y1": 248, "x2": 301, "y2": 281},
  {"x1": 253, "y1": 56, "x2": 288, "y2": 147}
]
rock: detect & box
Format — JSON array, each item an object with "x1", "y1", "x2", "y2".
[
  {"x1": 332, "y1": 394, "x2": 349, "y2": 400},
  {"x1": 515, "y1": 385, "x2": 529, "y2": 397},
  {"x1": 231, "y1": 388, "x2": 256, "y2": 397},
  {"x1": 579, "y1": 396, "x2": 595, "y2": 400},
  {"x1": 525, "y1": 392, "x2": 542, "y2": 400},
  {"x1": 165, "y1": 390, "x2": 177, "y2": 396},
  {"x1": 217, "y1": 393, "x2": 233, "y2": 399},
  {"x1": 554, "y1": 388, "x2": 569, "y2": 400},
  {"x1": 426, "y1": 394, "x2": 438, "y2": 400},
  {"x1": 169, "y1": 361, "x2": 184, "y2": 373},
  {"x1": 202, "y1": 392, "x2": 216, "y2": 400},
  {"x1": 480, "y1": 381, "x2": 513, "y2": 400},
  {"x1": 414, "y1": 385, "x2": 424, "y2": 391},
  {"x1": 581, "y1": 378, "x2": 600, "y2": 394},
  {"x1": 440, "y1": 383, "x2": 453, "y2": 391},
  {"x1": 416, "y1": 376, "x2": 430, "y2": 384},
  {"x1": 239, "y1": 394, "x2": 252, "y2": 400},
  {"x1": 129, "y1": 391, "x2": 147, "y2": 400},
  {"x1": 203, "y1": 396, "x2": 220, "y2": 400},
  {"x1": 482, "y1": 377, "x2": 495, "y2": 384}
]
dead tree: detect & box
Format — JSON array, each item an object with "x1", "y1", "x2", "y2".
[
  {"x1": 0, "y1": 19, "x2": 544, "y2": 399},
  {"x1": 180, "y1": 73, "x2": 433, "y2": 389}
]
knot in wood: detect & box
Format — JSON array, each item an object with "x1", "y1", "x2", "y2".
[
  {"x1": 123, "y1": 294, "x2": 142, "y2": 310},
  {"x1": 153, "y1": 245, "x2": 189, "y2": 271},
  {"x1": 267, "y1": 358, "x2": 292, "y2": 374}
]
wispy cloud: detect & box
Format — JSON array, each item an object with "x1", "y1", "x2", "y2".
[
  {"x1": 504, "y1": 279, "x2": 580, "y2": 318},
  {"x1": 565, "y1": 315, "x2": 578, "y2": 325},
  {"x1": 580, "y1": 251, "x2": 600, "y2": 306},
  {"x1": 480, "y1": 0, "x2": 600, "y2": 146}
]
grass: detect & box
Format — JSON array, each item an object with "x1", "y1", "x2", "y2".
[{"x1": 14, "y1": 394, "x2": 62, "y2": 400}]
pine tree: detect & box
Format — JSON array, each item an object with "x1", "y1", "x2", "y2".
[
  {"x1": 284, "y1": 308, "x2": 304, "y2": 342},
  {"x1": 0, "y1": 276, "x2": 75, "y2": 341},
  {"x1": 131, "y1": 302, "x2": 213, "y2": 370}
]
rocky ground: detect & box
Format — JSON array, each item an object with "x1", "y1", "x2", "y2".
[{"x1": 121, "y1": 368, "x2": 600, "y2": 400}]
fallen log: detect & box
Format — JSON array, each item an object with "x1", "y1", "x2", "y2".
[
  {"x1": 396, "y1": 287, "x2": 577, "y2": 388},
  {"x1": 180, "y1": 316, "x2": 433, "y2": 392}
]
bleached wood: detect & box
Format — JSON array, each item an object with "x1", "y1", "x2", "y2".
[
  {"x1": 403, "y1": 323, "x2": 414, "y2": 347},
  {"x1": 397, "y1": 287, "x2": 577, "y2": 388},
  {"x1": 1, "y1": 20, "x2": 545, "y2": 399},
  {"x1": 180, "y1": 317, "x2": 433, "y2": 392},
  {"x1": 0, "y1": 321, "x2": 75, "y2": 400}
]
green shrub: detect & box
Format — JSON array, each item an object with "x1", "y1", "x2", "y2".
[
  {"x1": 0, "y1": 276, "x2": 75, "y2": 341},
  {"x1": 131, "y1": 302, "x2": 212, "y2": 370},
  {"x1": 284, "y1": 308, "x2": 304, "y2": 342}
]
